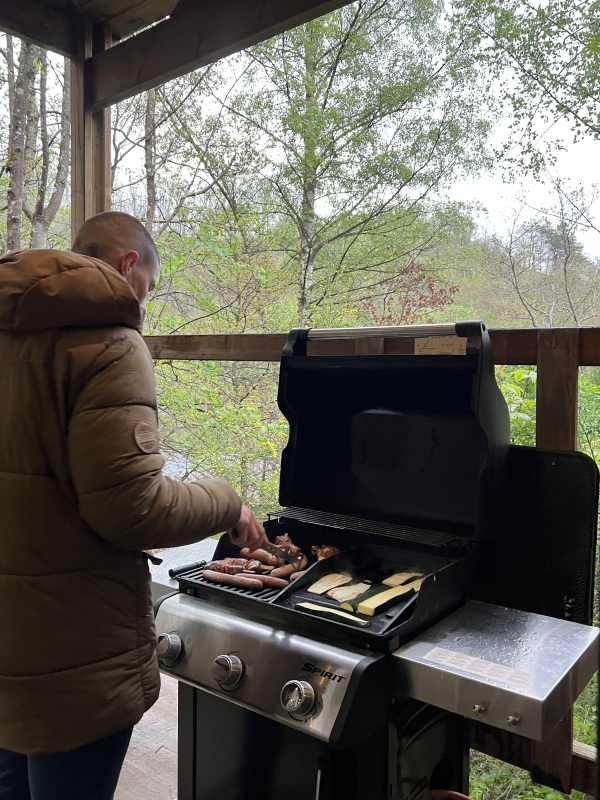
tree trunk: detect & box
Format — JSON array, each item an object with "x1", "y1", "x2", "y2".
[
  {"x1": 31, "y1": 55, "x2": 70, "y2": 248},
  {"x1": 297, "y1": 30, "x2": 319, "y2": 326},
  {"x1": 144, "y1": 88, "x2": 157, "y2": 236},
  {"x1": 23, "y1": 48, "x2": 41, "y2": 232},
  {"x1": 7, "y1": 42, "x2": 36, "y2": 252},
  {"x1": 298, "y1": 171, "x2": 317, "y2": 325},
  {"x1": 6, "y1": 35, "x2": 15, "y2": 131}
]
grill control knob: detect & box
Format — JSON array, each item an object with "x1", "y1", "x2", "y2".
[
  {"x1": 156, "y1": 633, "x2": 183, "y2": 667},
  {"x1": 211, "y1": 655, "x2": 244, "y2": 688},
  {"x1": 280, "y1": 680, "x2": 317, "y2": 719}
]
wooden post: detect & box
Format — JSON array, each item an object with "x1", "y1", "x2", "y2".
[
  {"x1": 71, "y1": 18, "x2": 111, "y2": 240},
  {"x1": 536, "y1": 328, "x2": 579, "y2": 451},
  {"x1": 530, "y1": 328, "x2": 580, "y2": 793}
]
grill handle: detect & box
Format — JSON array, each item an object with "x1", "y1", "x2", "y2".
[
  {"x1": 282, "y1": 320, "x2": 485, "y2": 356},
  {"x1": 306, "y1": 322, "x2": 483, "y2": 340}
]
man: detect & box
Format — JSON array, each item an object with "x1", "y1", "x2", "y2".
[{"x1": 0, "y1": 211, "x2": 266, "y2": 799}]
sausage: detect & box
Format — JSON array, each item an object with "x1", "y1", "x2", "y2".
[
  {"x1": 271, "y1": 563, "x2": 296, "y2": 579},
  {"x1": 290, "y1": 570, "x2": 307, "y2": 581},
  {"x1": 202, "y1": 570, "x2": 263, "y2": 590},
  {"x1": 272, "y1": 553, "x2": 308, "y2": 578},
  {"x1": 243, "y1": 573, "x2": 288, "y2": 589},
  {"x1": 240, "y1": 547, "x2": 279, "y2": 566}
]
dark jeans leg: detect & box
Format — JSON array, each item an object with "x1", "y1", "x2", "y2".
[
  {"x1": 27, "y1": 727, "x2": 133, "y2": 800},
  {"x1": 0, "y1": 747, "x2": 30, "y2": 800}
]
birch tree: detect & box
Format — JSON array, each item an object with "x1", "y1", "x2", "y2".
[
  {"x1": 1, "y1": 39, "x2": 70, "y2": 251},
  {"x1": 206, "y1": 0, "x2": 495, "y2": 324}
]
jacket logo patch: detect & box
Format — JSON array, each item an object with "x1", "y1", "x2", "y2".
[{"x1": 134, "y1": 421, "x2": 159, "y2": 454}]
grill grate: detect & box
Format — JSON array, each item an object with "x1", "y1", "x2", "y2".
[
  {"x1": 179, "y1": 568, "x2": 283, "y2": 601},
  {"x1": 269, "y1": 507, "x2": 465, "y2": 548}
]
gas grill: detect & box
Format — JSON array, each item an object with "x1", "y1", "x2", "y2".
[{"x1": 154, "y1": 322, "x2": 599, "y2": 800}]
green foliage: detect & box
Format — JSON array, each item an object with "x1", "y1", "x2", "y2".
[
  {"x1": 496, "y1": 367, "x2": 537, "y2": 447},
  {"x1": 154, "y1": 360, "x2": 288, "y2": 517},
  {"x1": 470, "y1": 751, "x2": 590, "y2": 800},
  {"x1": 452, "y1": 0, "x2": 600, "y2": 172}
]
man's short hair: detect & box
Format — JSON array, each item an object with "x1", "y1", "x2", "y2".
[{"x1": 72, "y1": 211, "x2": 159, "y2": 268}]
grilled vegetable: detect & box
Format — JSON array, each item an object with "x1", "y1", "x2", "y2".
[
  {"x1": 339, "y1": 585, "x2": 389, "y2": 612},
  {"x1": 357, "y1": 584, "x2": 417, "y2": 617},
  {"x1": 295, "y1": 602, "x2": 371, "y2": 628},
  {"x1": 382, "y1": 571, "x2": 424, "y2": 587},
  {"x1": 307, "y1": 572, "x2": 352, "y2": 595},
  {"x1": 326, "y1": 582, "x2": 371, "y2": 603}
]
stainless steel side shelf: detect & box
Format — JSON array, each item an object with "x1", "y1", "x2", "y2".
[{"x1": 391, "y1": 600, "x2": 599, "y2": 741}]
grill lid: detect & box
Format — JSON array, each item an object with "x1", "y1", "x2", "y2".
[{"x1": 277, "y1": 321, "x2": 509, "y2": 541}]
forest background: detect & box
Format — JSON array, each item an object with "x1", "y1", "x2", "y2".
[{"x1": 0, "y1": 0, "x2": 599, "y2": 796}]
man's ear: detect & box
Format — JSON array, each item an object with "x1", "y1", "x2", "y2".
[{"x1": 118, "y1": 250, "x2": 140, "y2": 278}]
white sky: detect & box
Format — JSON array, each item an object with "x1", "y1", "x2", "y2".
[{"x1": 449, "y1": 116, "x2": 600, "y2": 258}]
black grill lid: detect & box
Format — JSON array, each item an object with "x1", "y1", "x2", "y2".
[{"x1": 277, "y1": 321, "x2": 509, "y2": 541}]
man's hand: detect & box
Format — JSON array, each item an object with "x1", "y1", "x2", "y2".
[{"x1": 229, "y1": 505, "x2": 267, "y2": 551}]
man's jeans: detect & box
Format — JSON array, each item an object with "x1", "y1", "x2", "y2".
[{"x1": 0, "y1": 727, "x2": 133, "y2": 800}]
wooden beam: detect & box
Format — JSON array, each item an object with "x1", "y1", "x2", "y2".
[
  {"x1": 0, "y1": 0, "x2": 75, "y2": 58},
  {"x1": 145, "y1": 333, "x2": 287, "y2": 361},
  {"x1": 89, "y1": 0, "x2": 356, "y2": 110},
  {"x1": 579, "y1": 327, "x2": 600, "y2": 365},
  {"x1": 142, "y1": 328, "x2": 541, "y2": 364},
  {"x1": 572, "y1": 740, "x2": 598, "y2": 796},
  {"x1": 468, "y1": 722, "x2": 596, "y2": 796},
  {"x1": 530, "y1": 711, "x2": 574, "y2": 793},
  {"x1": 536, "y1": 328, "x2": 579, "y2": 450},
  {"x1": 489, "y1": 328, "x2": 537, "y2": 366},
  {"x1": 142, "y1": 326, "x2": 600, "y2": 366},
  {"x1": 71, "y1": 19, "x2": 112, "y2": 239}
]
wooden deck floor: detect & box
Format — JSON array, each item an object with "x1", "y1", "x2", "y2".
[{"x1": 116, "y1": 675, "x2": 178, "y2": 800}]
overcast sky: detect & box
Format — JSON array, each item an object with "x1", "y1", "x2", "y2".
[{"x1": 449, "y1": 116, "x2": 600, "y2": 258}]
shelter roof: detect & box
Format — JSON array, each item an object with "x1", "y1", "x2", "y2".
[{"x1": 0, "y1": 0, "x2": 350, "y2": 108}]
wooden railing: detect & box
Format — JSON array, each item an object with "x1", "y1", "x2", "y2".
[{"x1": 145, "y1": 326, "x2": 598, "y2": 795}]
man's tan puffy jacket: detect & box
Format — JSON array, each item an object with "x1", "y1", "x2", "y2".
[{"x1": 0, "y1": 249, "x2": 242, "y2": 755}]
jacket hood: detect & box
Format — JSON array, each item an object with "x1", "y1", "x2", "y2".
[{"x1": 0, "y1": 249, "x2": 142, "y2": 332}]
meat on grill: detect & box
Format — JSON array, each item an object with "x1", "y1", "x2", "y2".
[
  {"x1": 205, "y1": 558, "x2": 261, "y2": 575},
  {"x1": 311, "y1": 545, "x2": 340, "y2": 560},
  {"x1": 274, "y1": 534, "x2": 303, "y2": 556}
]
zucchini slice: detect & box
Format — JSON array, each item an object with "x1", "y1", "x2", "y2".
[
  {"x1": 307, "y1": 572, "x2": 352, "y2": 595},
  {"x1": 357, "y1": 584, "x2": 417, "y2": 617},
  {"x1": 295, "y1": 602, "x2": 371, "y2": 628},
  {"x1": 326, "y1": 582, "x2": 371, "y2": 603},
  {"x1": 382, "y1": 571, "x2": 424, "y2": 587},
  {"x1": 339, "y1": 584, "x2": 389, "y2": 612}
]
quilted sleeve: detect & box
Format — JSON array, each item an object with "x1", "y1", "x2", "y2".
[{"x1": 66, "y1": 332, "x2": 241, "y2": 550}]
